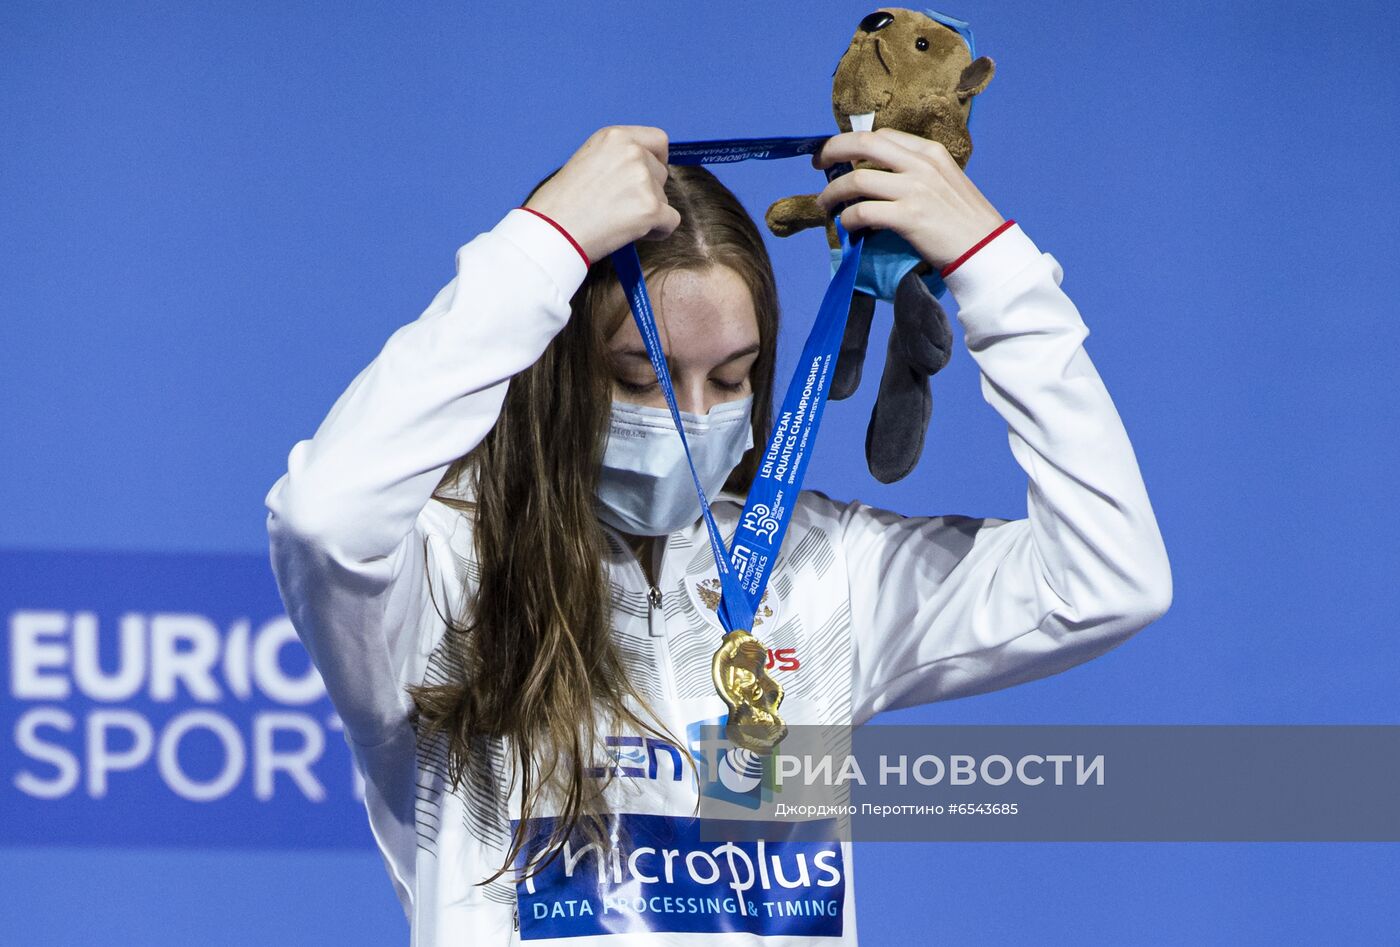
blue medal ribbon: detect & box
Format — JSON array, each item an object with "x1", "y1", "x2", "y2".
[{"x1": 610, "y1": 135, "x2": 864, "y2": 636}]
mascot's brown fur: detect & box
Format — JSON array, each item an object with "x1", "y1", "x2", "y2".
[{"x1": 767, "y1": 8, "x2": 996, "y2": 482}]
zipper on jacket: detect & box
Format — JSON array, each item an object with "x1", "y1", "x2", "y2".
[
  {"x1": 642, "y1": 536, "x2": 668, "y2": 648},
  {"x1": 647, "y1": 582, "x2": 664, "y2": 637},
  {"x1": 600, "y1": 524, "x2": 694, "y2": 799},
  {"x1": 600, "y1": 523, "x2": 683, "y2": 729},
  {"x1": 605, "y1": 522, "x2": 669, "y2": 638},
  {"x1": 642, "y1": 537, "x2": 683, "y2": 735}
]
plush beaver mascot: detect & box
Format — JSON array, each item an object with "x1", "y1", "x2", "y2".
[{"x1": 767, "y1": 8, "x2": 995, "y2": 483}]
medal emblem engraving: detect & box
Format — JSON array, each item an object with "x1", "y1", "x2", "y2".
[{"x1": 711, "y1": 629, "x2": 787, "y2": 754}]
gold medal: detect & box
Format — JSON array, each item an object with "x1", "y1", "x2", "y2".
[{"x1": 711, "y1": 629, "x2": 787, "y2": 754}]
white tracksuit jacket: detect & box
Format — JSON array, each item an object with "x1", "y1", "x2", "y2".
[{"x1": 265, "y1": 208, "x2": 1172, "y2": 945}]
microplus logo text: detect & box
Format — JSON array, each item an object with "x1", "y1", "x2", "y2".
[{"x1": 514, "y1": 813, "x2": 845, "y2": 940}]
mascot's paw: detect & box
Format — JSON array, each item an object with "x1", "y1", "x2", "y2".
[
  {"x1": 866, "y1": 345, "x2": 933, "y2": 484},
  {"x1": 865, "y1": 268, "x2": 955, "y2": 482},
  {"x1": 891, "y1": 268, "x2": 954, "y2": 376},
  {"x1": 832, "y1": 291, "x2": 877, "y2": 400},
  {"x1": 764, "y1": 194, "x2": 825, "y2": 238}
]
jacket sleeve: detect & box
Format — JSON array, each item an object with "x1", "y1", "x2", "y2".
[
  {"x1": 841, "y1": 223, "x2": 1173, "y2": 724},
  {"x1": 264, "y1": 209, "x2": 588, "y2": 749}
]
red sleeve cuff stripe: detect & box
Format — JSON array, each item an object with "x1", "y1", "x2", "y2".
[
  {"x1": 517, "y1": 206, "x2": 591, "y2": 269},
  {"x1": 940, "y1": 218, "x2": 1017, "y2": 278}
]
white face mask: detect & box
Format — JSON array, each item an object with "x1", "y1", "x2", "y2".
[{"x1": 596, "y1": 395, "x2": 755, "y2": 537}]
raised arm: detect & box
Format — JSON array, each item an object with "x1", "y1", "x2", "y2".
[
  {"x1": 264, "y1": 208, "x2": 588, "y2": 745},
  {"x1": 265, "y1": 126, "x2": 681, "y2": 747},
  {"x1": 840, "y1": 222, "x2": 1172, "y2": 721},
  {"x1": 808, "y1": 128, "x2": 1171, "y2": 721}
]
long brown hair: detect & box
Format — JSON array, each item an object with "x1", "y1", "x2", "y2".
[{"x1": 406, "y1": 164, "x2": 780, "y2": 883}]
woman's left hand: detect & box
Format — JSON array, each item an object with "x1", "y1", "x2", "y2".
[{"x1": 813, "y1": 128, "x2": 1007, "y2": 270}]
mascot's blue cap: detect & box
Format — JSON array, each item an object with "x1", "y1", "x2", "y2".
[
  {"x1": 923, "y1": 7, "x2": 975, "y2": 57},
  {"x1": 923, "y1": 7, "x2": 978, "y2": 122}
]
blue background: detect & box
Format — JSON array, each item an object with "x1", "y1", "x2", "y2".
[{"x1": 3, "y1": 0, "x2": 1397, "y2": 943}]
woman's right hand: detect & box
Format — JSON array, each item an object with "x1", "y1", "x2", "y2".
[{"x1": 524, "y1": 126, "x2": 681, "y2": 263}]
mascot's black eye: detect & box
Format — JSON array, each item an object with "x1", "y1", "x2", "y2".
[{"x1": 916, "y1": 37, "x2": 929, "y2": 51}]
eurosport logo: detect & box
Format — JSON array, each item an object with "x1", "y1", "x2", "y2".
[
  {"x1": 514, "y1": 813, "x2": 845, "y2": 939},
  {"x1": 1, "y1": 549, "x2": 367, "y2": 848}
]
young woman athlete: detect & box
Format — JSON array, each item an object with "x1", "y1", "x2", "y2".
[{"x1": 267, "y1": 124, "x2": 1172, "y2": 945}]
